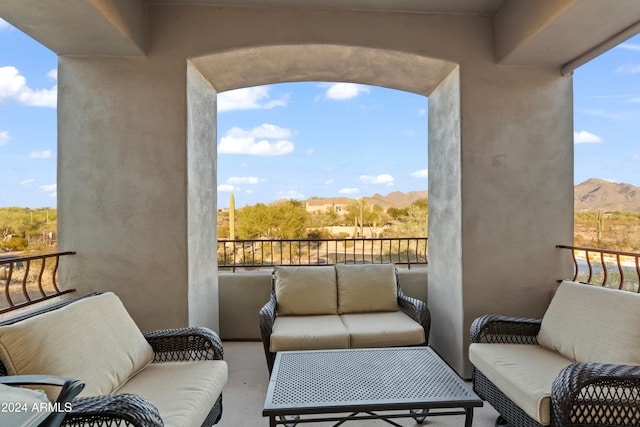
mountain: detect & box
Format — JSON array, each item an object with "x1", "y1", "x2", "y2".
[
  {"x1": 363, "y1": 191, "x2": 428, "y2": 209},
  {"x1": 305, "y1": 191, "x2": 428, "y2": 210},
  {"x1": 303, "y1": 179, "x2": 640, "y2": 213},
  {"x1": 574, "y1": 178, "x2": 640, "y2": 213}
]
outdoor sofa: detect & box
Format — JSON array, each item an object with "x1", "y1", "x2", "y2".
[
  {"x1": 470, "y1": 280, "x2": 640, "y2": 426},
  {"x1": 0, "y1": 292, "x2": 227, "y2": 427},
  {"x1": 259, "y1": 263, "x2": 430, "y2": 372}
]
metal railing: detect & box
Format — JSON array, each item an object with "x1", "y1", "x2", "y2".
[
  {"x1": 218, "y1": 238, "x2": 428, "y2": 271},
  {"x1": 557, "y1": 244, "x2": 640, "y2": 292},
  {"x1": 0, "y1": 251, "x2": 76, "y2": 313}
]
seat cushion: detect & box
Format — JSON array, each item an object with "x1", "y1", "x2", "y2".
[
  {"x1": 116, "y1": 360, "x2": 228, "y2": 427},
  {"x1": 469, "y1": 343, "x2": 573, "y2": 425},
  {"x1": 335, "y1": 263, "x2": 399, "y2": 314},
  {"x1": 270, "y1": 315, "x2": 349, "y2": 352},
  {"x1": 274, "y1": 266, "x2": 338, "y2": 315},
  {"x1": 340, "y1": 312, "x2": 425, "y2": 348},
  {"x1": 537, "y1": 280, "x2": 640, "y2": 364},
  {"x1": 0, "y1": 293, "x2": 154, "y2": 399}
]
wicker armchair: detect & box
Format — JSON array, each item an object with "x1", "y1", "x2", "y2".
[
  {"x1": 470, "y1": 314, "x2": 640, "y2": 427},
  {"x1": 0, "y1": 296, "x2": 225, "y2": 427},
  {"x1": 259, "y1": 264, "x2": 430, "y2": 373}
]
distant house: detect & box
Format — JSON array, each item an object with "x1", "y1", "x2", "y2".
[{"x1": 305, "y1": 198, "x2": 351, "y2": 216}]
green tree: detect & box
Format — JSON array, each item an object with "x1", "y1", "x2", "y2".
[
  {"x1": 271, "y1": 200, "x2": 309, "y2": 239},
  {"x1": 236, "y1": 200, "x2": 309, "y2": 239},
  {"x1": 236, "y1": 203, "x2": 272, "y2": 239},
  {"x1": 388, "y1": 198, "x2": 428, "y2": 237}
]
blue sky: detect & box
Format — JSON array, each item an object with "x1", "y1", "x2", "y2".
[{"x1": 1, "y1": 17, "x2": 639, "y2": 209}]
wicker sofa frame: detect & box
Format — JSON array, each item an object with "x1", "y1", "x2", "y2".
[
  {"x1": 0, "y1": 294, "x2": 224, "y2": 427},
  {"x1": 259, "y1": 267, "x2": 430, "y2": 373},
  {"x1": 470, "y1": 314, "x2": 640, "y2": 427}
]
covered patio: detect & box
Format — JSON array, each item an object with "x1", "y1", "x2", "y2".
[{"x1": 1, "y1": 1, "x2": 640, "y2": 425}]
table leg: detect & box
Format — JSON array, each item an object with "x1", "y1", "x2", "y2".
[
  {"x1": 410, "y1": 408, "x2": 428, "y2": 424},
  {"x1": 464, "y1": 408, "x2": 474, "y2": 427},
  {"x1": 275, "y1": 414, "x2": 299, "y2": 427}
]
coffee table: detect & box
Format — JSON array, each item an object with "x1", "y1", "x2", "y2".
[{"x1": 263, "y1": 347, "x2": 483, "y2": 426}]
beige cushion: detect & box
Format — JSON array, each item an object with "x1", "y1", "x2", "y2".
[
  {"x1": 0, "y1": 293, "x2": 154, "y2": 399},
  {"x1": 274, "y1": 266, "x2": 338, "y2": 315},
  {"x1": 270, "y1": 315, "x2": 349, "y2": 352},
  {"x1": 537, "y1": 280, "x2": 640, "y2": 364},
  {"x1": 340, "y1": 311, "x2": 425, "y2": 348},
  {"x1": 335, "y1": 263, "x2": 399, "y2": 314},
  {"x1": 469, "y1": 343, "x2": 573, "y2": 425},
  {"x1": 116, "y1": 360, "x2": 228, "y2": 427}
]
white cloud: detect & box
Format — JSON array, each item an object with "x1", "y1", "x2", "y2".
[
  {"x1": 618, "y1": 43, "x2": 640, "y2": 52},
  {"x1": 219, "y1": 124, "x2": 295, "y2": 156},
  {"x1": 339, "y1": 188, "x2": 360, "y2": 195},
  {"x1": 218, "y1": 184, "x2": 237, "y2": 192},
  {"x1": 574, "y1": 130, "x2": 603, "y2": 144},
  {"x1": 410, "y1": 169, "x2": 428, "y2": 178},
  {"x1": 360, "y1": 174, "x2": 394, "y2": 185},
  {"x1": 616, "y1": 64, "x2": 640, "y2": 74},
  {"x1": 228, "y1": 123, "x2": 292, "y2": 140},
  {"x1": 324, "y1": 179, "x2": 334, "y2": 185},
  {"x1": 0, "y1": 66, "x2": 57, "y2": 108},
  {"x1": 305, "y1": 148, "x2": 314, "y2": 155},
  {"x1": 418, "y1": 108, "x2": 427, "y2": 117},
  {"x1": 47, "y1": 69, "x2": 58, "y2": 80},
  {"x1": 277, "y1": 190, "x2": 305, "y2": 200},
  {"x1": 227, "y1": 176, "x2": 262, "y2": 185},
  {"x1": 629, "y1": 98, "x2": 640, "y2": 103},
  {"x1": 322, "y1": 83, "x2": 370, "y2": 101},
  {"x1": 39, "y1": 184, "x2": 56, "y2": 192},
  {"x1": 0, "y1": 130, "x2": 9, "y2": 146},
  {"x1": 218, "y1": 86, "x2": 287, "y2": 112},
  {"x1": 632, "y1": 154, "x2": 640, "y2": 161},
  {"x1": 20, "y1": 179, "x2": 35, "y2": 185},
  {"x1": 29, "y1": 150, "x2": 52, "y2": 159},
  {"x1": 0, "y1": 18, "x2": 9, "y2": 30}
]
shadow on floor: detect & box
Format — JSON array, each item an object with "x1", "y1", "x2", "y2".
[{"x1": 218, "y1": 342, "x2": 500, "y2": 426}]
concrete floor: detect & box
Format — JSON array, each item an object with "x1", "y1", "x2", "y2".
[{"x1": 218, "y1": 342, "x2": 500, "y2": 426}]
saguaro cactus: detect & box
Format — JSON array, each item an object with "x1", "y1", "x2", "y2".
[
  {"x1": 229, "y1": 194, "x2": 236, "y2": 240},
  {"x1": 596, "y1": 210, "x2": 604, "y2": 245}
]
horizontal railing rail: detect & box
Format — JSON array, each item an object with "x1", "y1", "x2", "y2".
[
  {"x1": 218, "y1": 238, "x2": 428, "y2": 271},
  {"x1": 0, "y1": 251, "x2": 76, "y2": 314},
  {"x1": 557, "y1": 244, "x2": 640, "y2": 293}
]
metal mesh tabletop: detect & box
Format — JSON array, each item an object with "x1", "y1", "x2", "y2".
[{"x1": 264, "y1": 347, "x2": 482, "y2": 414}]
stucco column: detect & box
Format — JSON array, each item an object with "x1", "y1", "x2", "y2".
[
  {"x1": 58, "y1": 56, "x2": 220, "y2": 332},
  {"x1": 187, "y1": 63, "x2": 219, "y2": 330},
  {"x1": 428, "y1": 66, "x2": 574, "y2": 377}
]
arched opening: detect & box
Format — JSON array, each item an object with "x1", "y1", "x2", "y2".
[{"x1": 186, "y1": 44, "x2": 463, "y2": 368}]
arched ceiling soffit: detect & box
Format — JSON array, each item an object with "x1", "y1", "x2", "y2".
[{"x1": 189, "y1": 45, "x2": 458, "y2": 97}]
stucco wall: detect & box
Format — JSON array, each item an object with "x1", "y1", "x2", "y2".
[
  {"x1": 428, "y1": 69, "x2": 465, "y2": 373},
  {"x1": 186, "y1": 63, "x2": 219, "y2": 330},
  {"x1": 58, "y1": 56, "x2": 191, "y2": 331},
  {"x1": 56, "y1": 5, "x2": 574, "y2": 374}
]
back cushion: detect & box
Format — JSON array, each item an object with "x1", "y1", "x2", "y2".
[
  {"x1": 274, "y1": 266, "x2": 338, "y2": 315},
  {"x1": 0, "y1": 293, "x2": 154, "y2": 398},
  {"x1": 537, "y1": 280, "x2": 640, "y2": 364},
  {"x1": 336, "y1": 263, "x2": 399, "y2": 314}
]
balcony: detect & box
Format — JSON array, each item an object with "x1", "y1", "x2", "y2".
[
  {"x1": 2, "y1": 1, "x2": 640, "y2": 425},
  {"x1": 2, "y1": 244, "x2": 639, "y2": 425}
]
